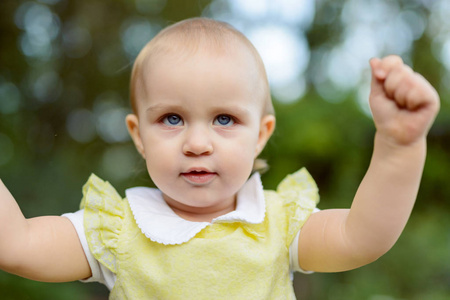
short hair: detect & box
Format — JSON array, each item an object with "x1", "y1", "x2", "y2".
[{"x1": 129, "y1": 17, "x2": 274, "y2": 116}]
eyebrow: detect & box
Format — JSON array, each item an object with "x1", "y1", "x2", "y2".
[
  {"x1": 210, "y1": 105, "x2": 251, "y2": 117},
  {"x1": 145, "y1": 103, "x2": 187, "y2": 113}
]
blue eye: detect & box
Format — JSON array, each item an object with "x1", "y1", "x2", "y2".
[
  {"x1": 214, "y1": 115, "x2": 234, "y2": 126},
  {"x1": 163, "y1": 114, "x2": 183, "y2": 126}
]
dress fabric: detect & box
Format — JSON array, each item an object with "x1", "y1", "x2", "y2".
[{"x1": 77, "y1": 168, "x2": 319, "y2": 299}]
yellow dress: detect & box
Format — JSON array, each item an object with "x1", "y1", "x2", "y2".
[{"x1": 80, "y1": 168, "x2": 319, "y2": 299}]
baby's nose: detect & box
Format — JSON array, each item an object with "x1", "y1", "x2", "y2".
[{"x1": 182, "y1": 126, "x2": 213, "y2": 156}]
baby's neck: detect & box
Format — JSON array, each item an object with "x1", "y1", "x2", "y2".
[{"x1": 167, "y1": 201, "x2": 237, "y2": 223}]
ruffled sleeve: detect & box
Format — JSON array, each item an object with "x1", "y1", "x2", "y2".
[
  {"x1": 276, "y1": 168, "x2": 319, "y2": 245},
  {"x1": 80, "y1": 174, "x2": 124, "y2": 274}
]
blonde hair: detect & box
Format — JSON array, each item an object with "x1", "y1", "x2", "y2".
[{"x1": 129, "y1": 18, "x2": 274, "y2": 172}]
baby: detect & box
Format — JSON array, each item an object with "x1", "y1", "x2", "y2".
[{"x1": 0, "y1": 18, "x2": 440, "y2": 299}]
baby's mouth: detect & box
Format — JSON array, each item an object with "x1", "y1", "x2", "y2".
[{"x1": 181, "y1": 170, "x2": 217, "y2": 185}]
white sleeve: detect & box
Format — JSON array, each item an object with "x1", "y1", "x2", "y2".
[
  {"x1": 62, "y1": 210, "x2": 116, "y2": 290},
  {"x1": 289, "y1": 208, "x2": 320, "y2": 274}
]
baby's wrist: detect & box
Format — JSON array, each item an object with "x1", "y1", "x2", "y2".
[
  {"x1": 374, "y1": 130, "x2": 427, "y2": 148},
  {"x1": 373, "y1": 132, "x2": 427, "y2": 160}
]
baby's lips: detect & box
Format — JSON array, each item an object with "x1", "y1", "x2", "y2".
[
  {"x1": 183, "y1": 167, "x2": 215, "y2": 174},
  {"x1": 181, "y1": 171, "x2": 217, "y2": 185}
]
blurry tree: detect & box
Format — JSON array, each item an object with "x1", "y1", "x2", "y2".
[{"x1": 0, "y1": 0, "x2": 449, "y2": 299}]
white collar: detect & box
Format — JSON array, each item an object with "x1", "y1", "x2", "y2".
[{"x1": 125, "y1": 172, "x2": 266, "y2": 245}]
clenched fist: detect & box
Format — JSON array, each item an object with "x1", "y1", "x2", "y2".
[{"x1": 369, "y1": 55, "x2": 440, "y2": 146}]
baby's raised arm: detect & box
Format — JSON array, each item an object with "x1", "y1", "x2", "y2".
[
  {"x1": 297, "y1": 56, "x2": 440, "y2": 272},
  {"x1": 0, "y1": 180, "x2": 91, "y2": 282}
]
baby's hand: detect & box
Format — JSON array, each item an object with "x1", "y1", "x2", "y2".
[{"x1": 369, "y1": 55, "x2": 440, "y2": 146}]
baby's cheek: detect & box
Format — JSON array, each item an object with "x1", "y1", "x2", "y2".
[
  {"x1": 226, "y1": 147, "x2": 254, "y2": 174},
  {"x1": 145, "y1": 156, "x2": 172, "y2": 183}
]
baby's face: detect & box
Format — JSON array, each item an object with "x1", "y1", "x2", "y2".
[{"x1": 127, "y1": 45, "x2": 274, "y2": 221}]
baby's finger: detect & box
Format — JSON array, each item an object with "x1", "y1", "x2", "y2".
[
  {"x1": 407, "y1": 73, "x2": 440, "y2": 110},
  {"x1": 370, "y1": 57, "x2": 385, "y2": 80},
  {"x1": 375, "y1": 55, "x2": 404, "y2": 79},
  {"x1": 369, "y1": 58, "x2": 385, "y2": 96},
  {"x1": 387, "y1": 69, "x2": 439, "y2": 112},
  {"x1": 383, "y1": 64, "x2": 414, "y2": 107}
]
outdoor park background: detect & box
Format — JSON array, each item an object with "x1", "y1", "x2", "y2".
[{"x1": 0, "y1": 0, "x2": 449, "y2": 299}]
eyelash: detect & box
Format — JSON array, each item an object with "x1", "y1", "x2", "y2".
[
  {"x1": 159, "y1": 114, "x2": 237, "y2": 127},
  {"x1": 213, "y1": 114, "x2": 235, "y2": 126},
  {"x1": 162, "y1": 114, "x2": 183, "y2": 126}
]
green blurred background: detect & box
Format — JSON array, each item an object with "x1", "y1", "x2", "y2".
[{"x1": 0, "y1": 0, "x2": 449, "y2": 299}]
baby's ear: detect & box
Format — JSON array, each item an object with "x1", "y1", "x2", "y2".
[
  {"x1": 256, "y1": 114, "x2": 276, "y2": 156},
  {"x1": 125, "y1": 114, "x2": 146, "y2": 159}
]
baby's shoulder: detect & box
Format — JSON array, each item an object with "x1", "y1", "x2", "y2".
[
  {"x1": 264, "y1": 168, "x2": 319, "y2": 207},
  {"x1": 263, "y1": 169, "x2": 320, "y2": 240},
  {"x1": 80, "y1": 174, "x2": 128, "y2": 274},
  {"x1": 80, "y1": 174, "x2": 125, "y2": 211}
]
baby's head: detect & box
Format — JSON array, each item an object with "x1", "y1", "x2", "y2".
[
  {"x1": 125, "y1": 18, "x2": 276, "y2": 218},
  {"x1": 129, "y1": 17, "x2": 274, "y2": 117}
]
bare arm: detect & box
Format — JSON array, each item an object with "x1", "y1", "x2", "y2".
[
  {"x1": 0, "y1": 179, "x2": 91, "y2": 282},
  {"x1": 298, "y1": 56, "x2": 440, "y2": 272}
]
